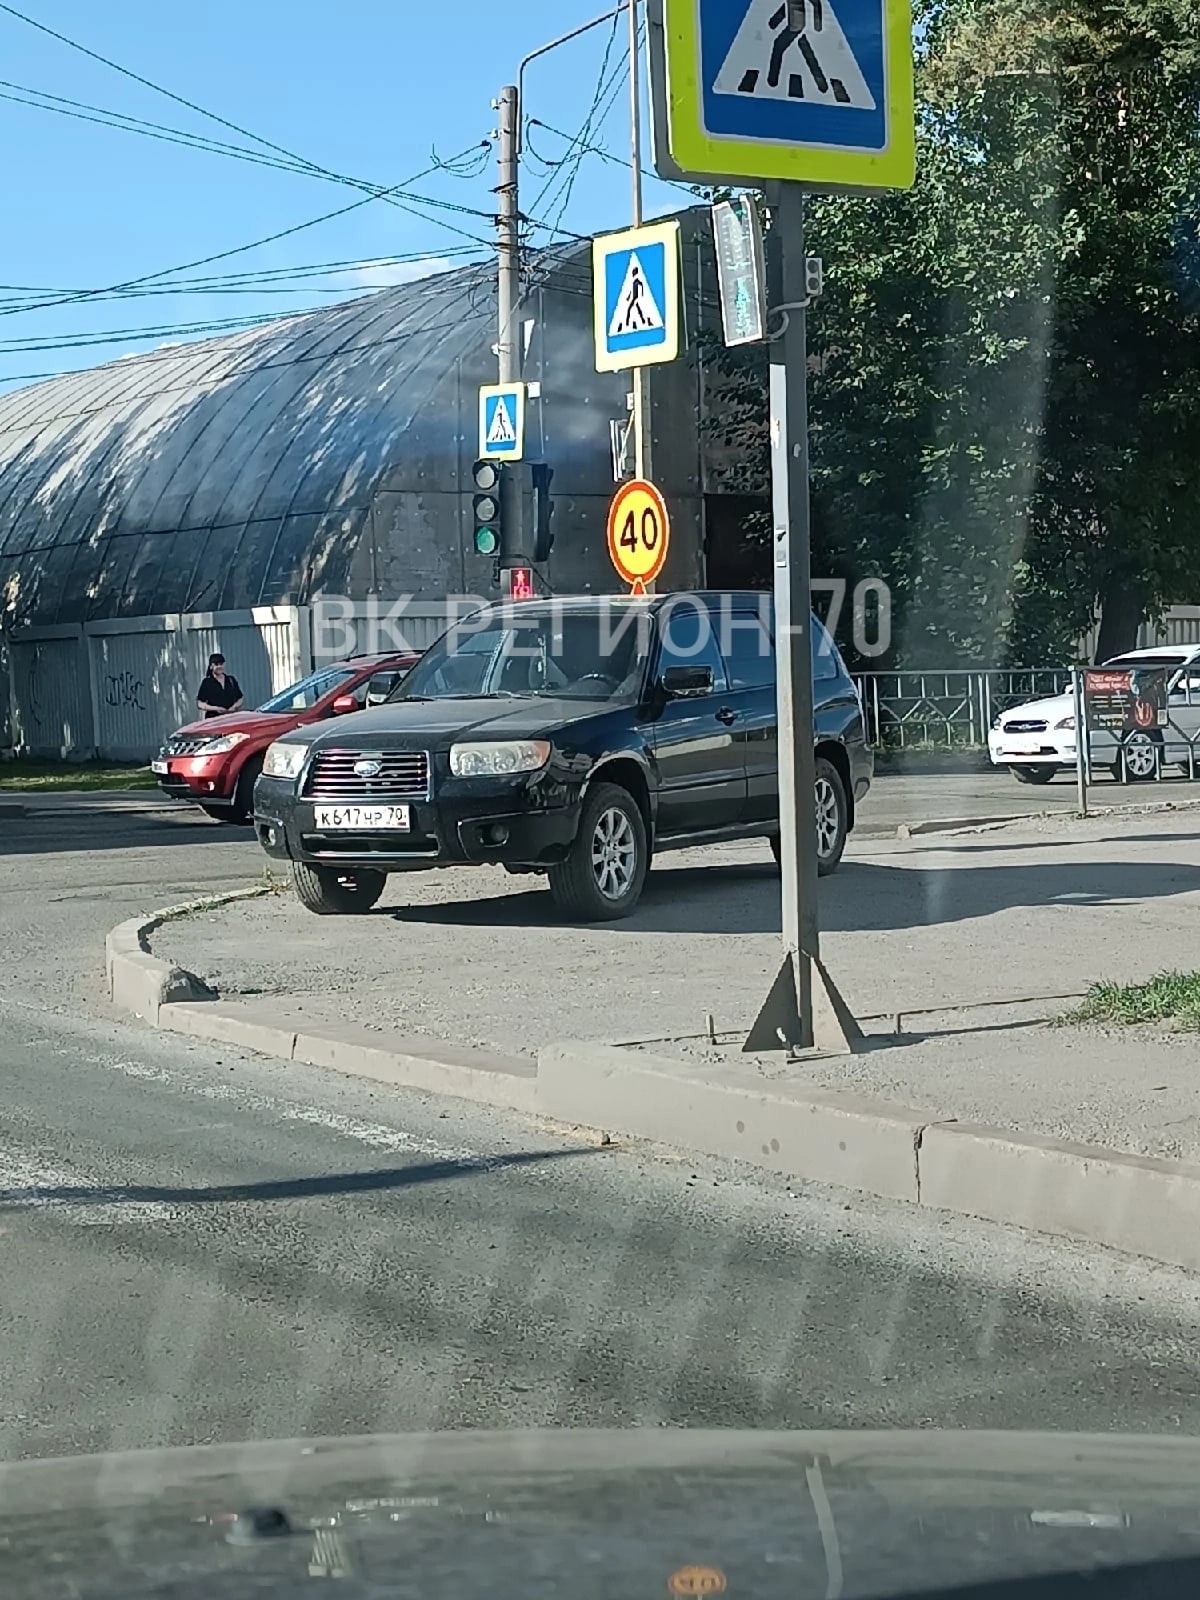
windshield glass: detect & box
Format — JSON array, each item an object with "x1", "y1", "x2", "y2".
[
  {"x1": 257, "y1": 666, "x2": 355, "y2": 713},
  {"x1": 397, "y1": 608, "x2": 650, "y2": 702}
]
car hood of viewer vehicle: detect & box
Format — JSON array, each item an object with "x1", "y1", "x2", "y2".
[
  {"x1": 280, "y1": 696, "x2": 627, "y2": 751},
  {"x1": 997, "y1": 693, "x2": 1073, "y2": 725},
  {"x1": 170, "y1": 709, "x2": 300, "y2": 741},
  {"x1": 6, "y1": 1430, "x2": 1200, "y2": 1599}
]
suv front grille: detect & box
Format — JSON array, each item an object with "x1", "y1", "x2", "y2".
[
  {"x1": 166, "y1": 736, "x2": 212, "y2": 756},
  {"x1": 303, "y1": 748, "x2": 430, "y2": 800}
]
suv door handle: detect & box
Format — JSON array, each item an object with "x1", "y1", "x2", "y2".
[{"x1": 715, "y1": 707, "x2": 738, "y2": 725}]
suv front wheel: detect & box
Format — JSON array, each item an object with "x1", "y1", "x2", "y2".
[
  {"x1": 292, "y1": 862, "x2": 386, "y2": 915},
  {"x1": 549, "y1": 781, "x2": 648, "y2": 921}
]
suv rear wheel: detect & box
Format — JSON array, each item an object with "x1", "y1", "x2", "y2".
[
  {"x1": 292, "y1": 862, "x2": 386, "y2": 915},
  {"x1": 768, "y1": 757, "x2": 849, "y2": 877},
  {"x1": 549, "y1": 781, "x2": 648, "y2": 921}
]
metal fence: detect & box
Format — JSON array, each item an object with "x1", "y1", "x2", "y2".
[
  {"x1": 2, "y1": 607, "x2": 307, "y2": 761},
  {"x1": 854, "y1": 669, "x2": 1075, "y2": 749}
]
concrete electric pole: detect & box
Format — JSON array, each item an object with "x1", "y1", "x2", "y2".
[{"x1": 495, "y1": 83, "x2": 521, "y2": 387}]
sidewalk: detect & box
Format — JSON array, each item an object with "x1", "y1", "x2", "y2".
[{"x1": 147, "y1": 806, "x2": 1200, "y2": 1165}]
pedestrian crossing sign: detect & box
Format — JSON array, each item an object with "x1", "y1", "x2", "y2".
[
  {"x1": 478, "y1": 383, "x2": 526, "y2": 461},
  {"x1": 592, "y1": 220, "x2": 682, "y2": 373},
  {"x1": 650, "y1": 0, "x2": 914, "y2": 193}
]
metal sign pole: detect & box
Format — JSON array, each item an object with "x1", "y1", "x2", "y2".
[
  {"x1": 1073, "y1": 668, "x2": 1088, "y2": 817},
  {"x1": 744, "y1": 183, "x2": 861, "y2": 1056}
]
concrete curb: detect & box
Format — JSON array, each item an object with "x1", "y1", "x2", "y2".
[
  {"x1": 158, "y1": 1002, "x2": 538, "y2": 1113},
  {"x1": 538, "y1": 1042, "x2": 1200, "y2": 1274},
  {"x1": 865, "y1": 793, "x2": 1200, "y2": 842},
  {"x1": 107, "y1": 896, "x2": 1200, "y2": 1274},
  {"x1": 104, "y1": 888, "x2": 273, "y2": 1024}
]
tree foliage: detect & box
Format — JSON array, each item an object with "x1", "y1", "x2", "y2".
[{"x1": 702, "y1": 0, "x2": 1200, "y2": 665}]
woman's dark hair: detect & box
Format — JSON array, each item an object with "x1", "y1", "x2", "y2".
[{"x1": 208, "y1": 653, "x2": 225, "y2": 668}]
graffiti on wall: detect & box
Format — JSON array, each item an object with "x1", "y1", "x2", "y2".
[{"x1": 103, "y1": 670, "x2": 146, "y2": 712}]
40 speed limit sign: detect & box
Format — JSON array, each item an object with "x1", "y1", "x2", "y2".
[{"x1": 607, "y1": 477, "x2": 670, "y2": 594}]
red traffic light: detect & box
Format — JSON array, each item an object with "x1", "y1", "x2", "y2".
[{"x1": 507, "y1": 566, "x2": 534, "y2": 601}]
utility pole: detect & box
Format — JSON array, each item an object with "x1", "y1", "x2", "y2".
[
  {"x1": 492, "y1": 82, "x2": 524, "y2": 585},
  {"x1": 495, "y1": 83, "x2": 520, "y2": 386},
  {"x1": 627, "y1": 0, "x2": 651, "y2": 483}
]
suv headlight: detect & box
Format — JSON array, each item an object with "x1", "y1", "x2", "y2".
[
  {"x1": 450, "y1": 740, "x2": 551, "y2": 777},
  {"x1": 202, "y1": 732, "x2": 250, "y2": 754},
  {"x1": 263, "y1": 741, "x2": 307, "y2": 779}
]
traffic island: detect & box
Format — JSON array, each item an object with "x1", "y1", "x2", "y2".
[{"x1": 105, "y1": 804, "x2": 1200, "y2": 1271}]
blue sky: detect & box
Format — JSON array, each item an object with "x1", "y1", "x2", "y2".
[{"x1": 0, "y1": 0, "x2": 693, "y2": 390}]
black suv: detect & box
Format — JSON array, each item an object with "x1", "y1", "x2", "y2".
[{"x1": 253, "y1": 592, "x2": 873, "y2": 921}]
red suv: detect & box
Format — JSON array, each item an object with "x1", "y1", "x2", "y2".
[{"x1": 151, "y1": 653, "x2": 418, "y2": 822}]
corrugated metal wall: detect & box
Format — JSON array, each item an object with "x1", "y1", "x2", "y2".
[
  {"x1": 3, "y1": 607, "x2": 306, "y2": 760},
  {"x1": 7, "y1": 633, "x2": 90, "y2": 757}
]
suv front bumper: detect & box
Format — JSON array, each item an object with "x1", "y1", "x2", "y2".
[
  {"x1": 154, "y1": 752, "x2": 238, "y2": 802},
  {"x1": 254, "y1": 773, "x2": 581, "y2": 870}
]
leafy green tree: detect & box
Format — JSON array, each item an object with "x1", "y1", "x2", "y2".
[{"x1": 701, "y1": 0, "x2": 1200, "y2": 666}]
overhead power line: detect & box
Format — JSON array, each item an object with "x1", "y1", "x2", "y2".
[
  {"x1": 0, "y1": 1, "x2": 337, "y2": 175},
  {"x1": 0, "y1": 80, "x2": 341, "y2": 179},
  {"x1": 0, "y1": 138, "x2": 497, "y2": 322},
  {"x1": 527, "y1": 115, "x2": 703, "y2": 199},
  {"x1": 0, "y1": 4, "x2": 497, "y2": 258},
  {"x1": 0, "y1": 266, "x2": 494, "y2": 387},
  {"x1": 0, "y1": 248, "x2": 487, "y2": 310}
]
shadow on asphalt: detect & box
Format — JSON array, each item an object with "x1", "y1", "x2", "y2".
[
  {"x1": 939, "y1": 830, "x2": 1200, "y2": 854},
  {"x1": 384, "y1": 853, "x2": 1200, "y2": 937},
  {"x1": 0, "y1": 810, "x2": 258, "y2": 859},
  {"x1": 0, "y1": 1149, "x2": 597, "y2": 1212}
]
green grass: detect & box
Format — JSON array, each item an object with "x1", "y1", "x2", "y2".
[
  {"x1": 1062, "y1": 971, "x2": 1200, "y2": 1032},
  {"x1": 0, "y1": 759, "x2": 158, "y2": 792}
]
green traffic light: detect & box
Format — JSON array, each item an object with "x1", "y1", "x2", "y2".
[{"x1": 474, "y1": 527, "x2": 499, "y2": 556}]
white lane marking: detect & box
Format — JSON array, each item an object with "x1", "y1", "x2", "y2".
[
  {"x1": 0, "y1": 1144, "x2": 178, "y2": 1227},
  {"x1": 33, "y1": 1031, "x2": 504, "y2": 1168}
]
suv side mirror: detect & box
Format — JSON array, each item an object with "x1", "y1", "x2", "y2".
[
  {"x1": 331, "y1": 693, "x2": 359, "y2": 715},
  {"x1": 661, "y1": 664, "x2": 714, "y2": 699}
]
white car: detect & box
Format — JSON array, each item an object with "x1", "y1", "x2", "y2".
[{"x1": 988, "y1": 645, "x2": 1200, "y2": 784}]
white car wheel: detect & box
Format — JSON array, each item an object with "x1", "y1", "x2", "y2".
[{"x1": 1112, "y1": 732, "x2": 1160, "y2": 782}]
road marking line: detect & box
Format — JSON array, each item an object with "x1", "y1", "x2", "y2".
[{"x1": 0, "y1": 1144, "x2": 178, "y2": 1226}]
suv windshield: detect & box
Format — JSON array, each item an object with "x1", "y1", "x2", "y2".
[
  {"x1": 396, "y1": 608, "x2": 650, "y2": 702},
  {"x1": 257, "y1": 666, "x2": 356, "y2": 713}
]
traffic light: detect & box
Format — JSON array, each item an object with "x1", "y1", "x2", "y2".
[
  {"x1": 471, "y1": 459, "x2": 504, "y2": 556},
  {"x1": 530, "y1": 463, "x2": 555, "y2": 564}
]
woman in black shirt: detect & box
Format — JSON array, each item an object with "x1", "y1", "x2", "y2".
[{"x1": 196, "y1": 653, "x2": 244, "y2": 719}]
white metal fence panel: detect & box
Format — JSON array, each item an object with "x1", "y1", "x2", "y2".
[
  {"x1": 89, "y1": 623, "x2": 188, "y2": 760},
  {"x1": 7, "y1": 631, "x2": 92, "y2": 757},
  {"x1": 2, "y1": 607, "x2": 307, "y2": 761}
]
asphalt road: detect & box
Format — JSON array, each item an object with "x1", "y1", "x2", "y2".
[{"x1": 5, "y1": 789, "x2": 1200, "y2": 1462}]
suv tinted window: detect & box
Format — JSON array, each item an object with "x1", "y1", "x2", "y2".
[
  {"x1": 656, "y1": 603, "x2": 728, "y2": 691},
  {"x1": 723, "y1": 614, "x2": 775, "y2": 690},
  {"x1": 812, "y1": 618, "x2": 841, "y2": 683}
]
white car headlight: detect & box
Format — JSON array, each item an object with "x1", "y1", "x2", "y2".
[
  {"x1": 1054, "y1": 715, "x2": 1075, "y2": 730},
  {"x1": 263, "y1": 741, "x2": 308, "y2": 779},
  {"x1": 202, "y1": 731, "x2": 250, "y2": 754},
  {"x1": 450, "y1": 740, "x2": 551, "y2": 778}
]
